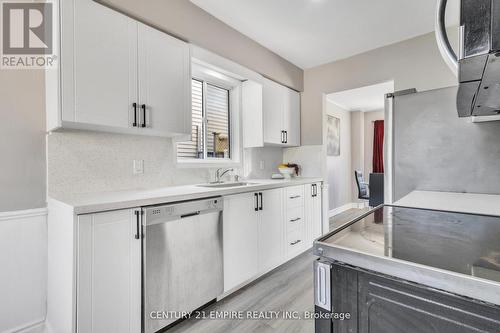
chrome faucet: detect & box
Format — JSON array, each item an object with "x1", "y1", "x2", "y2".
[{"x1": 215, "y1": 168, "x2": 233, "y2": 183}]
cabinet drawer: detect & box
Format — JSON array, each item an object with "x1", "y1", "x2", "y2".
[
  {"x1": 285, "y1": 185, "x2": 305, "y2": 208},
  {"x1": 286, "y1": 206, "x2": 305, "y2": 233},
  {"x1": 286, "y1": 226, "x2": 306, "y2": 258}
]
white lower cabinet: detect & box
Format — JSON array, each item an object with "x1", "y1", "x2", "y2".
[
  {"x1": 305, "y1": 182, "x2": 323, "y2": 246},
  {"x1": 223, "y1": 192, "x2": 260, "y2": 292},
  {"x1": 70, "y1": 182, "x2": 322, "y2": 330},
  {"x1": 284, "y1": 185, "x2": 307, "y2": 259},
  {"x1": 77, "y1": 208, "x2": 141, "y2": 333},
  {"x1": 258, "y1": 189, "x2": 284, "y2": 273},
  {"x1": 223, "y1": 183, "x2": 322, "y2": 293},
  {"x1": 223, "y1": 189, "x2": 284, "y2": 292}
]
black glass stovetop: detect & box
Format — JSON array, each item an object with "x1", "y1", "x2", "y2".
[{"x1": 323, "y1": 206, "x2": 500, "y2": 282}]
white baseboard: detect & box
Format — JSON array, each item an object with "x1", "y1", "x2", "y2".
[{"x1": 329, "y1": 202, "x2": 366, "y2": 217}]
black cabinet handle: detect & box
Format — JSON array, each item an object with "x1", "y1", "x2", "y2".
[
  {"x1": 132, "y1": 103, "x2": 138, "y2": 127},
  {"x1": 134, "y1": 210, "x2": 140, "y2": 239},
  {"x1": 281, "y1": 131, "x2": 284, "y2": 143},
  {"x1": 290, "y1": 240, "x2": 301, "y2": 246},
  {"x1": 259, "y1": 192, "x2": 263, "y2": 211},
  {"x1": 312, "y1": 184, "x2": 318, "y2": 197},
  {"x1": 254, "y1": 193, "x2": 259, "y2": 211},
  {"x1": 284, "y1": 131, "x2": 288, "y2": 143},
  {"x1": 141, "y1": 104, "x2": 146, "y2": 128}
]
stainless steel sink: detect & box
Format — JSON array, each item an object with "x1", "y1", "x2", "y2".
[{"x1": 197, "y1": 182, "x2": 257, "y2": 188}]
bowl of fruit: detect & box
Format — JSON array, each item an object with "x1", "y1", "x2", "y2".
[{"x1": 278, "y1": 163, "x2": 299, "y2": 179}]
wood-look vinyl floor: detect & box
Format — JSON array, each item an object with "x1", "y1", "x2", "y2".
[{"x1": 168, "y1": 208, "x2": 366, "y2": 333}]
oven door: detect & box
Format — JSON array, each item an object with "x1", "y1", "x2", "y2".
[{"x1": 314, "y1": 260, "x2": 333, "y2": 333}]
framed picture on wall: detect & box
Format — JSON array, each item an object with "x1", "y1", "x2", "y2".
[{"x1": 327, "y1": 115, "x2": 340, "y2": 156}]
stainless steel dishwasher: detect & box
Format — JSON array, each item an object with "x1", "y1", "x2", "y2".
[{"x1": 142, "y1": 197, "x2": 223, "y2": 333}]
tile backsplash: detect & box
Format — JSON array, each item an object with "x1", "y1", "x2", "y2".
[{"x1": 48, "y1": 130, "x2": 284, "y2": 196}]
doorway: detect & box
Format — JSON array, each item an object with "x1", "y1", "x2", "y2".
[{"x1": 322, "y1": 81, "x2": 394, "y2": 229}]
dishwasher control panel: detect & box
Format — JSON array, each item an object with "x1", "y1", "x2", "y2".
[{"x1": 143, "y1": 197, "x2": 223, "y2": 225}]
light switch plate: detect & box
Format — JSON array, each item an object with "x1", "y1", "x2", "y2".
[{"x1": 133, "y1": 160, "x2": 144, "y2": 174}]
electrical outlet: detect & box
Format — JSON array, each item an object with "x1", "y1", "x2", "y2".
[
  {"x1": 259, "y1": 160, "x2": 265, "y2": 170},
  {"x1": 133, "y1": 160, "x2": 144, "y2": 174}
]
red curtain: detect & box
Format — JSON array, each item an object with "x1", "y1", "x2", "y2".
[{"x1": 373, "y1": 120, "x2": 384, "y2": 173}]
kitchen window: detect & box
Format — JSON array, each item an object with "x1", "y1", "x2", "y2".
[{"x1": 177, "y1": 78, "x2": 232, "y2": 160}]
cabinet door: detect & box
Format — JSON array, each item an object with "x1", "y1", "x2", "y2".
[
  {"x1": 77, "y1": 209, "x2": 141, "y2": 333},
  {"x1": 63, "y1": 0, "x2": 138, "y2": 128},
  {"x1": 258, "y1": 189, "x2": 284, "y2": 272},
  {"x1": 262, "y1": 78, "x2": 284, "y2": 145},
  {"x1": 138, "y1": 23, "x2": 191, "y2": 137},
  {"x1": 283, "y1": 87, "x2": 301, "y2": 147},
  {"x1": 305, "y1": 183, "x2": 323, "y2": 246},
  {"x1": 242, "y1": 80, "x2": 264, "y2": 148},
  {"x1": 223, "y1": 193, "x2": 259, "y2": 292}
]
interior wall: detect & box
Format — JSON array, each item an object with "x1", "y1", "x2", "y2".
[
  {"x1": 325, "y1": 101, "x2": 352, "y2": 211},
  {"x1": 303, "y1": 29, "x2": 459, "y2": 145},
  {"x1": 394, "y1": 86, "x2": 500, "y2": 200},
  {"x1": 0, "y1": 70, "x2": 46, "y2": 212},
  {"x1": 363, "y1": 110, "x2": 385, "y2": 177},
  {"x1": 97, "y1": 0, "x2": 303, "y2": 91}
]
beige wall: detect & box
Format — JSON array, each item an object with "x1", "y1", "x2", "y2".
[
  {"x1": 302, "y1": 30, "x2": 458, "y2": 145},
  {"x1": 98, "y1": 0, "x2": 303, "y2": 91},
  {"x1": 363, "y1": 110, "x2": 384, "y2": 177},
  {"x1": 0, "y1": 70, "x2": 46, "y2": 211},
  {"x1": 325, "y1": 101, "x2": 352, "y2": 210}
]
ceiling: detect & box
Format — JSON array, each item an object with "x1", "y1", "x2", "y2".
[
  {"x1": 327, "y1": 81, "x2": 394, "y2": 112},
  {"x1": 190, "y1": 0, "x2": 459, "y2": 69}
]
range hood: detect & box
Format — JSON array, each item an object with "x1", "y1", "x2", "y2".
[{"x1": 437, "y1": 0, "x2": 500, "y2": 119}]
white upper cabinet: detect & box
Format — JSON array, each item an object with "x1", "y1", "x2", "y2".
[
  {"x1": 242, "y1": 80, "x2": 264, "y2": 148},
  {"x1": 283, "y1": 86, "x2": 301, "y2": 147},
  {"x1": 262, "y1": 79, "x2": 285, "y2": 145},
  {"x1": 48, "y1": 0, "x2": 191, "y2": 137},
  {"x1": 60, "y1": 0, "x2": 137, "y2": 130},
  {"x1": 244, "y1": 77, "x2": 300, "y2": 148},
  {"x1": 138, "y1": 23, "x2": 191, "y2": 136}
]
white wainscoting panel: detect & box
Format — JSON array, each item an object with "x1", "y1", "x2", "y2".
[{"x1": 0, "y1": 208, "x2": 47, "y2": 333}]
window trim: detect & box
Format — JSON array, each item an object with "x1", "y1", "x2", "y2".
[{"x1": 175, "y1": 76, "x2": 242, "y2": 168}]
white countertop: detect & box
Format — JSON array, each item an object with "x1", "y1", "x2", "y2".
[
  {"x1": 49, "y1": 177, "x2": 323, "y2": 215},
  {"x1": 395, "y1": 190, "x2": 500, "y2": 216}
]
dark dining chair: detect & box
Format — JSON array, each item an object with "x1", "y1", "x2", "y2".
[
  {"x1": 354, "y1": 170, "x2": 369, "y2": 200},
  {"x1": 368, "y1": 173, "x2": 384, "y2": 207},
  {"x1": 355, "y1": 171, "x2": 384, "y2": 207}
]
